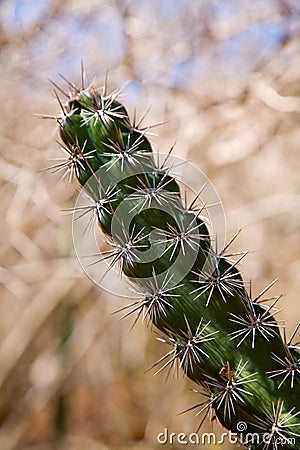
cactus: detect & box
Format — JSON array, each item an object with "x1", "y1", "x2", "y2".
[{"x1": 46, "y1": 73, "x2": 300, "y2": 449}]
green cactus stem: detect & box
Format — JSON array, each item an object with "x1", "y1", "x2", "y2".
[{"x1": 46, "y1": 74, "x2": 300, "y2": 449}]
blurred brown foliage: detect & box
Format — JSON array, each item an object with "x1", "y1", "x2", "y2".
[{"x1": 0, "y1": 1, "x2": 300, "y2": 449}]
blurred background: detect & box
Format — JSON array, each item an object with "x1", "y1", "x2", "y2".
[{"x1": 0, "y1": 0, "x2": 300, "y2": 449}]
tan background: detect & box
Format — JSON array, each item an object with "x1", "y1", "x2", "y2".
[{"x1": 0, "y1": 1, "x2": 300, "y2": 449}]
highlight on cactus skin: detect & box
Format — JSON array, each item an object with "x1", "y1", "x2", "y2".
[{"x1": 45, "y1": 70, "x2": 300, "y2": 449}]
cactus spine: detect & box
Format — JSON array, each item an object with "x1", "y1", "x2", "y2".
[{"x1": 47, "y1": 74, "x2": 300, "y2": 449}]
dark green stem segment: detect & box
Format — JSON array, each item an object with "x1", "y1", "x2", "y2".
[{"x1": 50, "y1": 78, "x2": 300, "y2": 449}]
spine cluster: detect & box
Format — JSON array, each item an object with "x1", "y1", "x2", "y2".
[{"x1": 47, "y1": 74, "x2": 300, "y2": 449}]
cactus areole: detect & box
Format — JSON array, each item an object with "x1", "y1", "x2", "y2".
[{"x1": 47, "y1": 74, "x2": 300, "y2": 449}]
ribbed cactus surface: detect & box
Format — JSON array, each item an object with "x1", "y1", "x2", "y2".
[{"x1": 47, "y1": 75, "x2": 300, "y2": 449}]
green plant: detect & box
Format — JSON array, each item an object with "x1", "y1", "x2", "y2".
[{"x1": 47, "y1": 73, "x2": 300, "y2": 449}]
